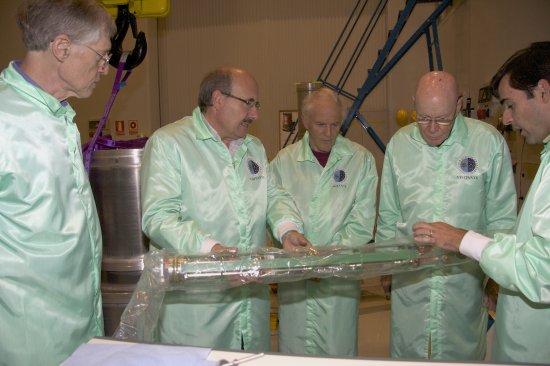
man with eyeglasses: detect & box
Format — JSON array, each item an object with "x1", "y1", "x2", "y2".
[
  {"x1": 0, "y1": 1, "x2": 115, "y2": 365},
  {"x1": 376, "y1": 71, "x2": 517, "y2": 361},
  {"x1": 140, "y1": 66, "x2": 309, "y2": 351},
  {"x1": 270, "y1": 87, "x2": 378, "y2": 356},
  {"x1": 413, "y1": 42, "x2": 550, "y2": 365}
]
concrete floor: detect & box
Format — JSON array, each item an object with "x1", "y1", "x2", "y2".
[{"x1": 357, "y1": 278, "x2": 390, "y2": 357}]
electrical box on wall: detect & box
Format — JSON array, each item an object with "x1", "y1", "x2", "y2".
[
  {"x1": 476, "y1": 85, "x2": 495, "y2": 124},
  {"x1": 101, "y1": 0, "x2": 170, "y2": 18}
]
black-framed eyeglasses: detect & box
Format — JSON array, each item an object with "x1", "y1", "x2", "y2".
[
  {"x1": 221, "y1": 92, "x2": 261, "y2": 110},
  {"x1": 77, "y1": 43, "x2": 112, "y2": 68}
]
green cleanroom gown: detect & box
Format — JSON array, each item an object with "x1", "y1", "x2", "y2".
[
  {"x1": 270, "y1": 133, "x2": 378, "y2": 356},
  {"x1": 140, "y1": 107, "x2": 303, "y2": 351},
  {"x1": 376, "y1": 114, "x2": 517, "y2": 360},
  {"x1": 478, "y1": 141, "x2": 550, "y2": 364},
  {"x1": 0, "y1": 62, "x2": 103, "y2": 365}
]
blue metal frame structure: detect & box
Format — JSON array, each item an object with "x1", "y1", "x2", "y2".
[{"x1": 318, "y1": 0, "x2": 452, "y2": 152}]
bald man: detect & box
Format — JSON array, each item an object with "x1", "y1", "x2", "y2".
[
  {"x1": 376, "y1": 71, "x2": 517, "y2": 360},
  {"x1": 141, "y1": 67, "x2": 308, "y2": 351},
  {"x1": 413, "y1": 42, "x2": 550, "y2": 365}
]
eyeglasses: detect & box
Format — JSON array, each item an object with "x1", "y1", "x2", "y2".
[
  {"x1": 221, "y1": 92, "x2": 261, "y2": 110},
  {"x1": 416, "y1": 115, "x2": 455, "y2": 126},
  {"x1": 77, "y1": 43, "x2": 112, "y2": 68}
]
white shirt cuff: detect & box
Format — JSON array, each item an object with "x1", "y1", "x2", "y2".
[
  {"x1": 459, "y1": 230, "x2": 492, "y2": 261},
  {"x1": 276, "y1": 221, "x2": 300, "y2": 242},
  {"x1": 200, "y1": 237, "x2": 219, "y2": 253}
]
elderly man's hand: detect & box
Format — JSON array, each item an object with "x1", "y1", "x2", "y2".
[
  {"x1": 412, "y1": 222, "x2": 467, "y2": 252},
  {"x1": 281, "y1": 230, "x2": 312, "y2": 252},
  {"x1": 211, "y1": 243, "x2": 238, "y2": 254}
]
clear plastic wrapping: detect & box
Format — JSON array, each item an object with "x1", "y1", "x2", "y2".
[{"x1": 114, "y1": 241, "x2": 470, "y2": 342}]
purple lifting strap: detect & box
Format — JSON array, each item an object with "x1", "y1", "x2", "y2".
[{"x1": 82, "y1": 54, "x2": 148, "y2": 173}]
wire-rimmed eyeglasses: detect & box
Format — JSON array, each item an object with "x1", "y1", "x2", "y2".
[
  {"x1": 416, "y1": 115, "x2": 455, "y2": 126},
  {"x1": 77, "y1": 43, "x2": 112, "y2": 68},
  {"x1": 222, "y1": 92, "x2": 261, "y2": 110}
]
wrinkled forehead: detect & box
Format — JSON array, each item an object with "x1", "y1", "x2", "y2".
[
  {"x1": 415, "y1": 93, "x2": 457, "y2": 116},
  {"x1": 305, "y1": 98, "x2": 342, "y2": 120}
]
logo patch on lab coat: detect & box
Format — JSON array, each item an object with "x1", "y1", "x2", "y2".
[
  {"x1": 247, "y1": 158, "x2": 263, "y2": 180},
  {"x1": 333, "y1": 169, "x2": 346, "y2": 183},
  {"x1": 456, "y1": 156, "x2": 479, "y2": 180},
  {"x1": 458, "y1": 156, "x2": 477, "y2": 173}
]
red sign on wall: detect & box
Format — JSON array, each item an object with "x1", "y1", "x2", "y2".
[
  {"x1": 115, "y1": 120, "x2": 125, "y2": 135},
  {"x1": 129, "y1": 120, "x2": 139, "y2": 135}
]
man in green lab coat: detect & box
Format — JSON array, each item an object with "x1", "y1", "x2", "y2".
[
  {"x1": 140, "y1": 67, "x2": 309, "y2": 351},
  {"x1": 270, "y1": 87, "x2": 378, "y2": 356},
  {"x1": 377, "y1": 71, "x2": 517, "y2": 360},
  {"x1": 0, "y1": 1, "x2": 115, "y2": 365},
  {"x1": 414, "y1": 42, "x2": 550, "y2": 365}
]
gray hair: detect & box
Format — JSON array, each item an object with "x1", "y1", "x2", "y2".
[
  {"x1": 198, "y1": 67, "x2": 234, "y2": 113},
  {"x1": 301, "y1": 87, "x2": 343, "y2": 120},
  {"x1": 17, "y1": 0, "x2": 116, "y2": 51}
]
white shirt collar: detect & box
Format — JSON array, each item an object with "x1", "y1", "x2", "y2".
[{"x1": 202, "y1": 114, "x2": 244, "y2": 156}]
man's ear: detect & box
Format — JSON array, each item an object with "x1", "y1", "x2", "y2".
[
  {"x1": 301, "y1": 114, "x2": 310, "y2": 130},
  {"x1": 456, "y1": 95, "x2": 464, "y2": 114},
  {"x1": 50, "y1": 34, "x2": 70, "y2": 62},
  {"x1": 211, "y1": 90, "x2": 225, "y2": 110},
  {"x1": 537, "y1": 79, "x2": 550, "y2": 103}
]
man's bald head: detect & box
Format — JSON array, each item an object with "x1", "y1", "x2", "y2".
[
  {"x1": 415, "y1": 71, "x2": 460, "y2": 108},
  {"x1": 414, "y1": 71, "x2": 463, "y2": 146}
]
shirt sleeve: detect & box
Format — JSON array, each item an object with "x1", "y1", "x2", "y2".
[
  {"x1": 200, "y1": 237, "x2": 220, "y2": 253},
  {"x1": 276, "y1": 221, "x2": 300, "y2": 241},
  {"x1": 459, "y1": 230, "x2": 492, "y2": 261}
]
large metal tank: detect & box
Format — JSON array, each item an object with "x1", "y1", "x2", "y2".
[{"x1": 89, "y1": 148, "x2": 148, "y2": 336}]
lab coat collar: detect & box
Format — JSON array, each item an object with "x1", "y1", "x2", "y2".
[
  {"x1": 193, "y1": 107, "x2": 249, "y2": 155},
  {"x1": 296, "y1": 132, "x2": 353, "y2": 163},
  {"x1": 542, "y1": 136, "x2": 550, "y2": 156},
  {"x1": 2, "y1": 61, "x2": 75, "y2": 119}
]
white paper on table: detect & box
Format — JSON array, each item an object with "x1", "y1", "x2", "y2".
[{"x1": 62, "y1": 342, "x2": 217, "y2": 366}]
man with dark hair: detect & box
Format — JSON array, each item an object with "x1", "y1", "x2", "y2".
[
  {"x1": 140, "y1": 66, "x2": 308, "y2": 351},
  {"x1": 414, "y1": 42, "x2": 550, "y2": 364},
  {"x1": 0, "y1": 0, "x2": 115, "y2": 364}
]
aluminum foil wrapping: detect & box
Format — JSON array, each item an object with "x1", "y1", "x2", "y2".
[{"x1": 113, "y1": 241, "x2": 470, "y2": 342}]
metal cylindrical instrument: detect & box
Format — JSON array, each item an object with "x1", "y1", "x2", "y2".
[{"x1": 89, "y1": 148, "x2": 149, "y2": 336}]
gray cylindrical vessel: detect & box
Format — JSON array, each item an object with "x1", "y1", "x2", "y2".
[{"x1": 89, "y1": 148, "x2": 149, "y2": 336}]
